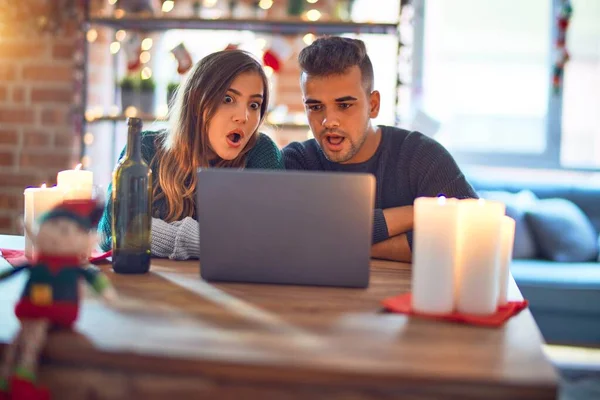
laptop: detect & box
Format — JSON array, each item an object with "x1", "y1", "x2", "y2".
[{"x1": 196, "y1": 169, "x2": 375, "y2": 288}]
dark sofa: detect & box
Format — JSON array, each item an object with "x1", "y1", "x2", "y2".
[{"x1": 468, "y1": 176, "x2": 600, "y2": 346}]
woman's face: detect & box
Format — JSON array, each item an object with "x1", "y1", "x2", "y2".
[{"x1": 206, "y1": 71, "x2": 264, "y2": 161}]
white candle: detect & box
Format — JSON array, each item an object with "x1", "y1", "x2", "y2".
[
  {"x1": 455, "y1": 199, "x2": 505, "y2": 315},
  {"x1": 412, "y1": 196, "x2": 460, "y2": 314},
  {"x1": 23, "y1": 184, "x2": 64, "y2": 257},
  {"x1": 498, "y1": 216, "x2": 516, "y2": 306},
  {"x1": 57, "y1": 163, "x2": 93, "y2": 200}
]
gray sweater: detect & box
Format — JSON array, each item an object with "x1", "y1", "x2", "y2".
[
  {"x1": 100, "y1": 131, "x2": 284, "y2": 260},
  {"x1": 282, "y1": 126, "x2": 478, "y2": 247}
]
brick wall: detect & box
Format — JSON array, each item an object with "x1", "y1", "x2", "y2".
[{"x1": 0, "y1": 11, "x2": 82, "y2": 234}]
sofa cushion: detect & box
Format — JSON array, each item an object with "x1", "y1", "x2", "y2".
[
  {"x1": 511, "y1": 259, "x2": 600, "y2": 291},
  {"x1": 511, "y1": 260, "x2": 600, "y2": 345},
  {"x1": 525, "y1": 198, "x2": 599, "y2": 262},
  {"x1": 478, "y1": 190, "x2": 537, "y2": 259}
]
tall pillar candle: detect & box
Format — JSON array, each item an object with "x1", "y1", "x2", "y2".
[
  {"x1": 498, "y1": 216, "x2": 516, "y2": 306},
  {"x1": 57, "y1": 163, "x2": 94, "y2": 200},
  {"x1": 455, "y1": 199, "x2": 505, "y2": 315},
  {"x1": 412, "y1": 196, "x2": 460, "y2": 314},
  {"x1": 23, "y1": 184, "x2": 64, "y2": 257}
]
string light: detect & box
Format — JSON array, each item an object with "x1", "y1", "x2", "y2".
[
  {"x1": 109, "y1": 41, "x2": 120, "y2": 54},
  {"x1": 306, "y1": 0, "x2": 319, "y2": 3},
  {"x1": 140, "y1": 51, "x2": 151, "y2": 64},
  {"x1": 86, "y1": 29, "x2": 98, "y2": 43},
  {"x1": 141, "y1": 38, "x2": 153, "y2": 51},
  {"x1": 162, "y1": 1, "x2": 174, "y2": 12},
  {"x1": 141, "y1": 67, "x2": 152, "y2": 79},
  {"x1": 81, "y1": 156, "x2": 91, "y2": 168},
  {"x1": 115, "y1": 30, "x2": 126, "y2": 41},
  {"x1": 306, "y1": 9, "x2": 321, "y2": 21},
  {"x1": 258, "y1": 0, "x2": 273, "y2": 10},
  {"x1": 125, "y1": 106, "x2": 138, "y2": 117},
  {"x1": 303, "y1": 33, "x2": 316, "y2": 45},
  {"x1": 83, "y1": 132, "x2": 94, "y2": 146}
]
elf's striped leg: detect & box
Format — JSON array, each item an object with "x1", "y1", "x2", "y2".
[
  {"x1": 11, "y1": 319, "x2": 51, "y2": 400},
  {"x1": 0, "y1": 328, "x2": 23, "y2": 396}
]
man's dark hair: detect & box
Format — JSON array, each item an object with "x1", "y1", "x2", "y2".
[{"x1": 298, "y1": 36, "x2": 374, "y2": 93}]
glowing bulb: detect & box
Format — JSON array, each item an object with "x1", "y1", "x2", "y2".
[
  {"x1": 141, "y1": 37, "x2": 153, "y2": 51},
  {"x1": 83, "y1": 132, "x2": 94, "y2": 146},
  {"x1": 110, "y1": 41, "x2": 121, "y2": 54},
  {"x1": 162, "y1": 1, "x2": 174, "y2": 12},
  {"x1": 81, "y1": 156, "x2": 91, "y2": 168},
  {"x1": 306, "y1": 9, "x2": 321, "y2": 21},
  {"x1": 258, "y1": 0, "x2": 273, "y2": 9},
  {"x1": 125, "y1": 106, "x2": 138, "y2": 117},
  {"x1": 306, "y1": 0, "x2": 319, "y2": 3},
  {"x1": 203, "y1": 0, "x2": 218, "y2": 7},
  {"x1": 86, "y1": 29, "x2": 98, "y2": 43},
  {"x1": 303, "y1": 33, "x2": 316, "y2": 45},
  {"x1": 114, "y1": 9, "x2": 125, "y2": 18},
  {"x1": 141, "y1": 67, "x2": 152, "y2": 79},
  {"x1": 108, "y1": 0, "x2": 117, "y2": 4},
  {"x1": 115, "y1": 30, "x2": 126, "y2": 41},
  {"x1": 140, "y1": 51, "x2": 151, "y2": 64}
]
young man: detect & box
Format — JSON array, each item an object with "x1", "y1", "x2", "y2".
[{"x1": 283, "y1": 36, "x2": 477, "y2": 262}]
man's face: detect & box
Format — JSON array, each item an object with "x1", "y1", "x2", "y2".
[{"x1": 301, "y1": 66, "x2": 380, "y2": 164}]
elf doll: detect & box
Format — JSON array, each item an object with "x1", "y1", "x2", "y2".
[{"x1": 0, "y1": 199, "x2": 117, "y2": 400}]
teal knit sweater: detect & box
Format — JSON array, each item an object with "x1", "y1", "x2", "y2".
[{"x1": 98, "y1": 130, "x2": 284, "y2": 251}]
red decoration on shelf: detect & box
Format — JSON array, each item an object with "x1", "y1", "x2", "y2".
[
  {"x1": 553, "y1": 0, "x2": 572, "y2": 94},
  {"x1": 262, "y1": 36, "x2": 293, "y2": 73},
  {"x1": 171, "y1": 42, "x2": 193, "y2": 75}
]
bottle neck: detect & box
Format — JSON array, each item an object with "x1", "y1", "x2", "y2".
[{"x1": 126, "y1": 127, "x2": 142, "y2": 161}]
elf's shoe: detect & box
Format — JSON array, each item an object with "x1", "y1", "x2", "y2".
[
  {"x1": 0, "y1": 377, "x2": 10, "y2": 400},
  {"x1": 9, "y1": 369, "x2": 50, "y2": 400}
]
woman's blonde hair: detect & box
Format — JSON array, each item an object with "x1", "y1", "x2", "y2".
[{"x1": 152, "y1": 50, "x2": 270, "y2": 222}]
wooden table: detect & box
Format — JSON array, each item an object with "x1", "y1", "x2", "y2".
[{"x1": 0, "y1": 235, "x2": 558, "y2": 399}]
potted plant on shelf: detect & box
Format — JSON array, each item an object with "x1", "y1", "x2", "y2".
[
  {"x1": 119, "y1": 75, "x2": 138, "y2": 113},
  {"x1": 139, "y1": 76, "x2": 156, "y2": 115},
  {"x1": 167, "y1": 82, "x2": 179, "y2": 110}
]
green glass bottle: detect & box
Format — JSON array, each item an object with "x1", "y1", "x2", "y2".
[{"x1": 111, "y1": 117, "x2": 152, "y2": 274}]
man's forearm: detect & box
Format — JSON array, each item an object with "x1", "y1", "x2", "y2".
[
  {"x1": 382, "y1": 206, "x2": 414, "y2": 237},
  {"x1": 371, "y1": 234, "x2": 412, "y2": 262}
]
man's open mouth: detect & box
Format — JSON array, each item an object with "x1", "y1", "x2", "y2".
[{"x1": 326, "y1": 135, "x2": 345, "y2": 145}]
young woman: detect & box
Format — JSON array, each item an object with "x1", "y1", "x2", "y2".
[{"x1": 98, "y1": 50, "x2": 284, "y2": 259}]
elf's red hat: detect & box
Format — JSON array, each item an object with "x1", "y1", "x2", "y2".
[{"x1": 38, "y1": 199, "x2": 104, "y2": 230}]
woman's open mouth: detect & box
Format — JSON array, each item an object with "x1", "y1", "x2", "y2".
[{"x1": 226, "y1": 131, "x2": 244, "y2": 148}]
